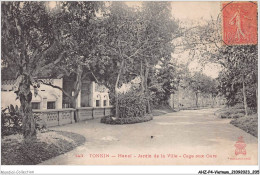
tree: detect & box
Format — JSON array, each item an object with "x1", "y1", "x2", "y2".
[
  {"x1": 1, "y1": 2, "x2": 65, "y2": 142},
  {"x1": 181, "y1": 17, "x2": 257, "y2": 114},
  {"x1": 90, "y1": 2, "x2": 145, "y2": 118},
  {"x1": 136, "y1": 2, "x2": 179, "y2": 113},
  {"x1": 149, "y1": 61, "x2": 178, "y2": 107},
  {"x1": 217, "y1": 70, "x2": 240, "y2": 107},
  {"x1": 38, "y1": 2, "x2": 104, "y2": 121},
  {"x1": 91, "y1": 2, "x2": 179, "y2": 116},
  {"x1": 216, "y1": 45, "x2": 257, "y2": 115},
  {"x1": 180, "y1": 71, "x2": 217, "y2": 108}
]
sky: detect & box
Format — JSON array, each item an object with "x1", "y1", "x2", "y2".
[
  {"x1": 171, "y1": 2, "x2": 220, "y2": 21},
  {"x1": 126, "y1": 1, "x2": 220, "y2": 20},
  {"x1": 126, "y1": 1, "x2": 223, "y2": 78},
  {"x1": 171, "y1": 2, "x2": 222, "y2": 79}
]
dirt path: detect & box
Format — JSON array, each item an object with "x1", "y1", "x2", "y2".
[{"x1": 40, "y1": 108, "x2": 258, "y2": 165}]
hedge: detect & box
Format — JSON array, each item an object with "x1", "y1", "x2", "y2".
[
  {"x1": 100, "y1": 115, "x2": 153, "y2": 125},
  {"x1": 117, "y1": 91, "x2": 147, "y2": 118}
]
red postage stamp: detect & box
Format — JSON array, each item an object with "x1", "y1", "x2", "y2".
[{"x1": 222, "y1": 2, "x2": 257, "y2": 45}]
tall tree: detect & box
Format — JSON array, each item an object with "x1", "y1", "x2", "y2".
[
  {"x1": 182, "y1": 18, "x2": 257, "y2": 114},
  {"x1": 38, "y1": 2, "x2": 104, "y2": 119},
  {"x1": 149, "y1": 61, "x2": 178, "y2": 107},
  {"x1": 1, "y1": 2, "x2": 65, "y2": 142},
  {"x1": 90, "y1": 2, "x2": 144, "y2": 118},
  {"x1": 137, "y1": 2, "x2": 179, "y2": 113},
  {"x1": 217, "y1": 45, "x2": 257, "y2": 115}
]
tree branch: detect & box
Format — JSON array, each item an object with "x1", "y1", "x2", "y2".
[
  {"x1": 38, "y1": 80, "x2": 72, "y2": 99},
  {"x1": 35, "y1": 50, "x2": 66, "y2": 75}
]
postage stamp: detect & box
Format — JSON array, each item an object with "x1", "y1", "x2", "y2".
[{"x1": 222, "y1": 2, "x2": 257, "y2": 45}]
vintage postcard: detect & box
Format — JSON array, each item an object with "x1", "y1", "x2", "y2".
[{"x1": 1, "y1": 1, "x2": 259, "y2": 174}]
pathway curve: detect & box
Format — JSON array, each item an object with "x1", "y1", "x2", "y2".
[{"x1": 40, "y1": 108, "x2": 258, "y2": 165}]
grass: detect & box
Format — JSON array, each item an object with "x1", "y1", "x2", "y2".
[
  {"x1": 152, "y1": 105, "x2": 175, "y2": 116},
  {"x1": 214, "y1": 105, "x2": 258, "y2": 137},
  {"x1": 230, "y1": 114, "x2": 258, "y2": 137},
  {"x1": 1, "y1": 130, "x2": 86, "y2": 165},
  {"x1": 214, "y1": 106, "x2": 246, "y2": 119}
]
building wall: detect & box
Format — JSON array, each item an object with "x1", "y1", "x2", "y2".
[
  {"x1": 34, "y1": 79, "x2": 63, "y2": 110},
  {"x1": 169, "y1": 87, "x2": 226, "y2": 110},
  {"x1": 1, "y1": 91, "x2": 20, "y2": 108},
  {"x1": 92, "y1": 82, "x2": 110, "y2": 107},
  {"x1": 1, "y1": 78, "x2": 110, "y2": 110},
  {"x1": 172, "y1": 87, "x2": 197, "y2": 110},
  {"x1": 1, "y1": 79, "x2": 63, "y2": 109}
]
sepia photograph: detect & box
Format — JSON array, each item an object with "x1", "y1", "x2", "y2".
[{"x1": 0, "y1": 0, "x2": 258, "y2": 174}]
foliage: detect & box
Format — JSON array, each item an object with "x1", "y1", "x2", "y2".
[
  {"x1": 217, "y1": 70, "x2": 240, "y2": 107},
  {"x1": 1, "y1": 104, "x2": 48, "y2": 136},
  {"x1": 137, "y1": 2, "x2": 179, "y2": 112},
  {"x1": 149, "y1": 61, "x2": 178, "y2": 107},
  {"x1": 179, "y1": 71, "x2": 219, "y2": 108},
  {"x1": 216, "y1": 45, "x2": 257, "y2": 113},
  {"x1": 2, "y1": 2, "x2": 180, "y2": 123},
  {"x1": 214, "y1": 106, "x2": 254, "y2": 119},
  {"x1": 117, "y1": 91, "x2": 147, "y2": 118},
  {"x1": 34, "y1": 113, "x2": 47, "y2": 131},
  {"x1": 1, "y1": 2, "x2": 63, "y2": 140},
  {"x1": 1, "y1": 1, "x2": 62, "y2": 85},
  {"x1": 91, "y1": 2, "x2": 179, "y2": 116},
  {"x1": 230, "y1": 114, "x2": 258, "y2": 137},
  {"x1": 92, "y1": 2, "x2": 142, "y2": 88},
  {"x1": 1, "y1": 105, "x2": 23, "y2": 136},
  {"x1": 1, "y1": 1, "x2": 105, "y2": 138},
  {"x1": 187, "y1": 18, "x2": 258, "y2": 114},
  {"x1": 37, "y1": 2, "x2": 105, "y2": 109}
]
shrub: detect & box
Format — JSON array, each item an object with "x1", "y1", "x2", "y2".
[
  {"x1": 1, "y1": 105, "x2": 23, "y2": 136},
  {"x1": 230, "y1": 114, "x2": 258, "y2": 137},
  {"x1": 1, "y1": 105, "x2": 46, "y2": 136},
  {"x1": 117, "y1": 91, "x2": 147, "y2": 118},
  {"x1": 101, "y1": 90, "x2": 153, "y2": 124},
  {"x1": 230, "y1": 113, "x2": 244, "y2": 119},
  {"x1": 34, "y1": 113, "x2": 47, "y2": 132},
  {"x1": 101, "y1": 115, "x2": 153, "y2": 125}
]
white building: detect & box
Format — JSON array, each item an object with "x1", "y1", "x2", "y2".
[{"x1": 1, "y1": 78, "x2": 110, "y2": 110}]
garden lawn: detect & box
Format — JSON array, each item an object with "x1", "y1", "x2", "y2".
[
  {"x1": 214, "y1": 106, "x2": 246, "y2": 119},
  {"x1": 1, "y1": 130, "x2": 85, "y2": 165},
  {"x1": 214, "y1": 106, "x2": 258, "y2": 137},
  {"x1": 230, "y1": 114, "x2": 258, "y2": 137},
  {"x1": 152, "y1": 106, "x2": 175, "y2": 116}
]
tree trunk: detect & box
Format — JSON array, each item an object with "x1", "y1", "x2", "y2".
[
  {"x1": 256, "y1": 83, "x2": 258, "y2": 112},
  {"x1": 115, "y1": 84, "x2": 119, "y2": 118},
  {"x1": 212, "y1": 96, "x2": 216, "y2": 107},
  {"x1": 115, "y1": 60, "x2": 125, "y2": 118},
  {"x1": 140, "y1": 60, "x2": 145, "y2": 93},
  {"x1": 242, "y1": 77, "x2": 248, "y2": 116},
  {"x1": 19, "y1": 76, "x2": 36, "y2": 143},
  {"x1": 70, "y1": 97, "x2": 79, "y2": 122},
  {"x1": 195, "y1": 92, "x2": 198, "y2": 108},
  {"x1": 144, "y1": 60, "x2": 151, "y2": 114},
  {"x1": 72, "y1": 65, "x2": 83, "y2": 122}
]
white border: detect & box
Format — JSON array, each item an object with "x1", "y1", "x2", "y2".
[{"x1": 1, "y1": 0, "x2": 259, "y2": 174}]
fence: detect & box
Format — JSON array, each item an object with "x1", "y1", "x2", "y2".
[{"x1": 33, "y1": 106, "x2": 113, "y2": 128}]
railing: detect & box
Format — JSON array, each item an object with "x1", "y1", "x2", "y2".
[
  {"x1": 77, "y1": 106, "x2": 113, "y2": 121},
  {"x1": 33, "y1": 106, "x2": 113, "y2": 128},
  {"x1": 33, "y1": 108, "x2": 75, "y2": 127}
]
